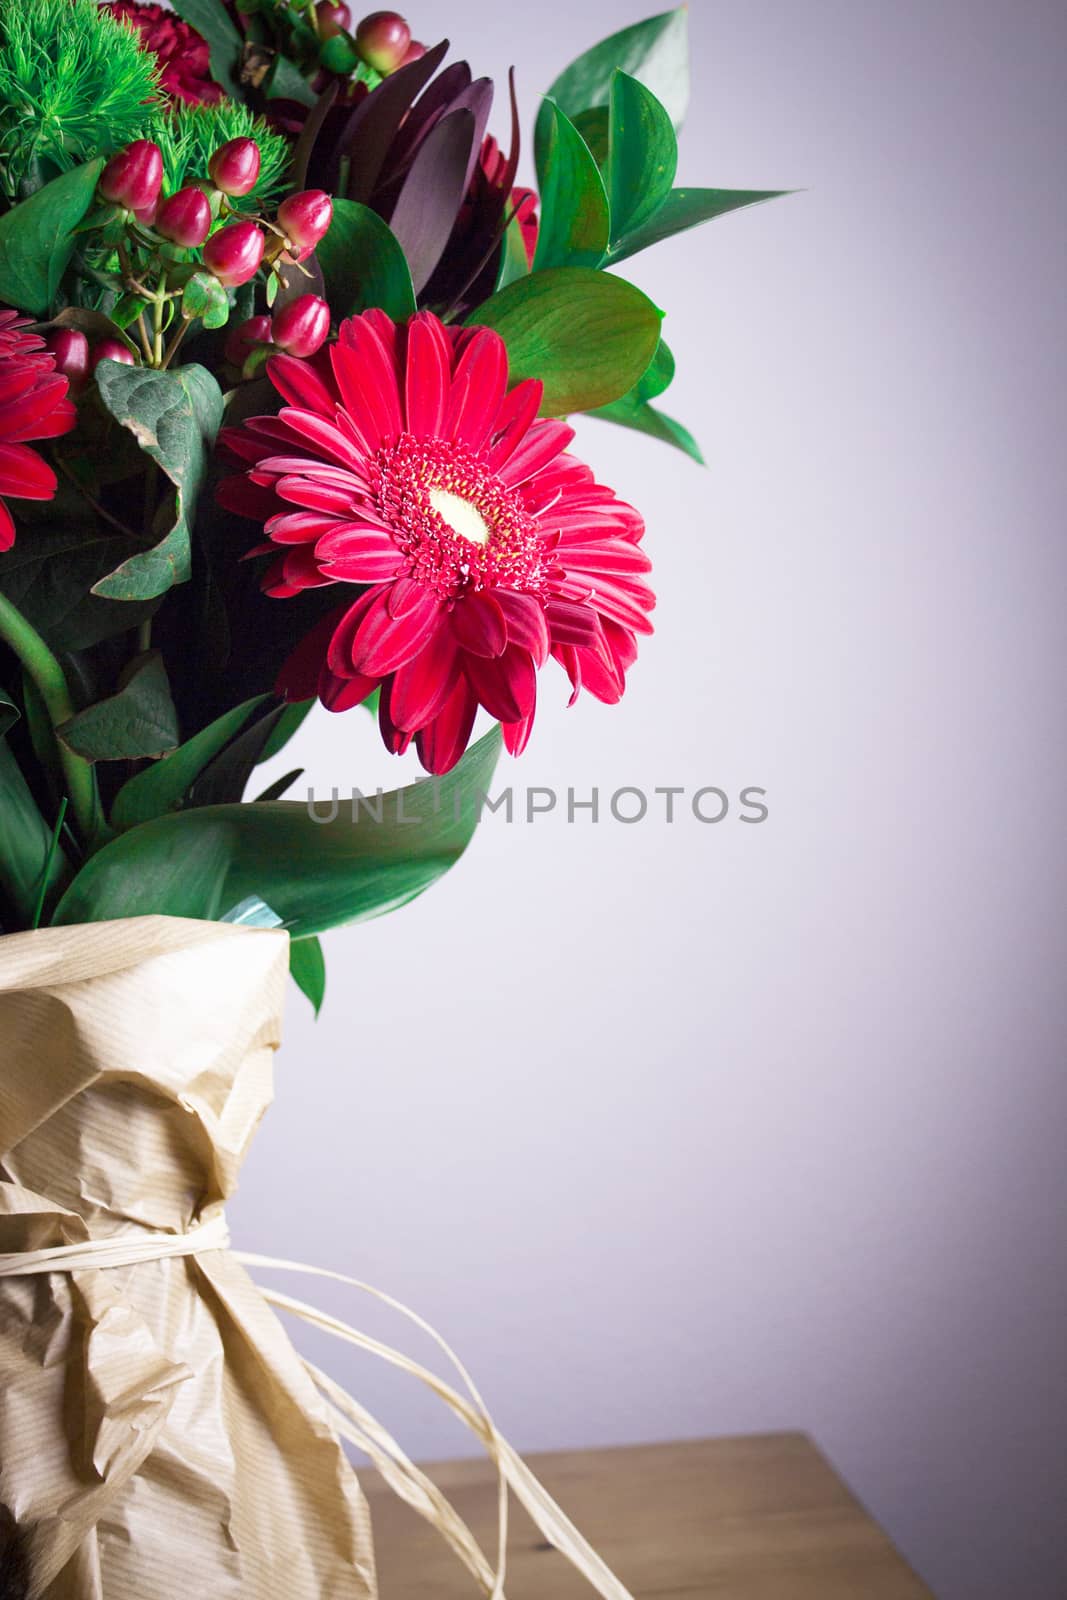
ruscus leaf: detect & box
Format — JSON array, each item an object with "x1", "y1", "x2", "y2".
[
  {"x1": 316, "y1": 198, "x2": 417, "y2": 321},
  {"x1": 0, "y1": 161, "x2": 104, "y2": 313},
  {"x1": 533, "y1": 101, "x2": 610, "y2": 271}
]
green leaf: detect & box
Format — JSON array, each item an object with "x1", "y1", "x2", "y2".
[
  {"x1": 267, "y1": 54, "x2": 319, "y2": 109},
  {"x1": 0, "y1": 687, "x2": 18, "y2": 739},
  {"x1": 54, "y1": 725, "x2": 503, "y2": 938},
  {"x1": 607, "y1": 72, "x2": 677, "y2": 244},
  {"x1": 0, "y1": 160, "x2": 104, "y2": 314},
  {"x1": 588, "y1": 337, "x2": 704, "y2": 463},
  {"x1": 188, "y1": 702, "x2": 290, "y2": 807},
  {"x1": 110, "y1": 695, "x2": 267, "y2": 831},
  {"x1": 290, "y1": 935, "x2": 326, "y2": 1016},
  {"x1": 466, "y1": 266, "x2": 662, "y2": 417},
  {"x1": 590, "y1": 394, "x2": 704, "y2": 463},
  {"x1": 0, "y1": 740, "x2": 70, "y2": 929},
  {"x1": 92, "y1": 363, "x2": 225, "y2": 602},
  {"x1": 0, "y1": 523, "x2": 158, "y2": 652},
  {"x1": 254, "y1": 768, "x2": 304, "y2": 803},
  {"x1": 495, "y1": 213, "x2": 531, "y2": 292},
  {"x1": 536, "y1": 7, "x2": 689, "y2": 174},
  {"x1": 533, "y1": 101, "x2": 609, "y2": 272},
  {"x1": 169, "y1": 0, "x2": 243, "y2": 96},
  {"x1": 256, "y1": 697, "x2": 314, "y2": 764},
  {"x1": 572, "y1": 107, "x2": 610, "y2": 166},
  {"x1": 608, "y1": 187, "x2": 788, "y2": 264},
  {"x1": 57, "y1": 651, "x2": 179, "y2": 763},
  {"x1": 316, "y1": 198, "x2": 416, "y2": 321},
  {"x1": 182, "y1": 270, "x2": 230, "y2": 330}
]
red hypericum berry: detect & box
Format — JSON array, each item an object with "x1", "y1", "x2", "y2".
[
  {"x1": 276, "y1": 191, "x2": 333, "y2": 260},
  {"x1": 315, "y1": 1, "x2": 352, "y2": 37},
  {"x1": 92, "y1": 339, "x2": 136, "y2": 371},
  {"x1": 354, "y1": 10, "x2": 411, "y2": 73},
  {"x1": 98, "y1": 140, "x2": 164, "y2": 212},
  {"x1": 156, "y1": 186, "x2": 213, "y2": 248},
  {"x1": 271, "y1": 294, "x2": 330, "y2": 358},
  {"x1": 399, "y1": 38, "x2": 426, "y2": 65},
  {"x1": 224, "y1": 313, "x2": 273, "y2": 367},
  {"x1": 46, "y1": 329, "x2": 90, "y2": 392},
  {"x1": 208, "y1": 138, "x2": 262, "y2": 198},
  {"x1": 203, "y1": 220, "x2": 265, "y2": 287},
  {"x1": 134, "y1": 196, "x2": 159, "y2": 226}
]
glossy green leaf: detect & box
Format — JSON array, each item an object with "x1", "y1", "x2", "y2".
[
  {"x1": 254, "y1": 767, "x2": 304, "y2": 803},
  {"x1": 588, "y1": 337, "x2": 703, "y2": 463},
  {"x1": 183, "y1": 270, "x2": 230, "y2": 330},
  {"x1": 0, "y1": 523, "x2": 157, "y2": 652},
  {"x1": 110, "y1": 695, "x2": 267, "y2": 831},
  {"x1": 256, "y1": 697, "x2": 314, "y2": 764},
  {"x1": 608, "y1": 187, "x2": 788, "y2": 264},
  {"x1": 572, "y1": 107, "x2": 610, "y2": 166},
  {"x1": 466, "y1": 266, "x2": 662, "y2": 417},
  {"x1": 0, "y1": 741, "x2": 70, "y2": 930},
  {"x1": 536, "y1": 8, "x2": 689, "y2": 174},
  {"x1": 317, "y1": 198, "x2": 417, "y2": 321},
  {"x1": 170, "y1": 0, "x2": 243, "y2": 96},
  {"x1": 290, "y1": 935, "x2": 326, "y2": 1016},
  {"x1": 267, "y1": 54, "x2": 319, "y2": 109},
  {"x1": 533, "y1": 101, "x2": 609, "y2": 271},
  {"x1": 0, "y1": 160, "x2": 104, "y2": 314},
  {"x1": 92, "y1": 363, "x2": 225, "y2": 602},
  {"x1": 495, "y1": 213, "x2": 531, "y2": 292},
  {"x1": 57, "y1": 652, "x2": 179, "y2": 763},
  {"x1": 188, "y1": 702, "x2": 288, "y2": 807},
  {"x1": 607, "y1": 72, "x2": 677, "y2": 244},
  {"x1": 54, "y1": 726, "x2": 503, "y2": 937}
]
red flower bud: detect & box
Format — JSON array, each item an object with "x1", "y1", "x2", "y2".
[
  {"x1": 271, "y1": 294, "x2": 330, "y2": 358},
  {"x1": 276, "y1": 190, "x2": 333, "y2": 260},
  {"x1": 46, "y1": 329, "x2": 90, "y2": 392},
  {"x1": 99, "y1": 140, "x2": 164, "y2": 212},
  {"x1": 315, "y1": 1, "x2": 352, "y2": 38},
  {"x1": 92, "y1": 339, "x2": 137, "y2": 371},
  {"x1": 208, "y1": 138, "x2": 262, "y2": 198},
  {"x1": 203, "y1": 220, "x2": 265, "y2": 287},
  {"x1": 354, "y1": 10, "x2": 411, "y2": 73},
  {"x1": 224, "y1": 313, "x2": 273, "y2": 368},
  {"x1": 156, "y1": 186, "x2": 213, "y2": 248},
  {"x1": 400, "y1": 38, "x2": 426, "y2": 66}
]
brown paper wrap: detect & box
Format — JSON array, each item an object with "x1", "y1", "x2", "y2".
[{"x1": 0, "y1": 915, "x2": 377, "y2": 1600}]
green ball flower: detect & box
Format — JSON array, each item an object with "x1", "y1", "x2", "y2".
[{"x1": 0, "y1": 0, "x2": 160, "y2": 200}]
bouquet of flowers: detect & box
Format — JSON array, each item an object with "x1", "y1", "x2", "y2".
[{"x1": 0, "y1": 3, "x2": 781, "y2": 1596}]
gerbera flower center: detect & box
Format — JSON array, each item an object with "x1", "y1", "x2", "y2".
[
  {"x1": 427, "y1": 487, "x2": 490, "y2": 547},
  {"x1": 372, "y1": 432, "x2": 546, "y2": 600}
]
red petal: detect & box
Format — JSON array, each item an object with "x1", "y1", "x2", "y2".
[
  {"x1": 277, "y1": 408, "x2": 367, "y2": 471},
  {"x1": 544, "y1": 599, "x2": 603, "y2": 649},
  {"x1": 276, "y1": 604, "x2": 348, "y2": 699},
  {"x1": 0, "y1": 497, "x2": 14, "y2": 550},
  {"x1": 327, "y1": 589, "x2": 380, "y2": 677},
  {"x1": 442, "y1": 328, "x2": 508, "y2": 452},
  {"x1": 498, "y1": 419, "x2": 574, "y2": 488},
  {"x1": 0, "y1": 443, "x2": 56, "y2": 499},
  {"x1": 404, "y1": 312, "x2": 450, "y2": 439},
  {"x1": 350, "y1": 584, "x2": 444, "y2": 675},
  {"x1": 449, "y1": 590, "x2": 507, "y2": 657},
  {"x1": 486, "y1": 378, "x2": 543, "y2": 471},
  {"x1": 414, "y1": 677, "x2": 479, "y2": 774},
  {"x1": 267, "y1": 351, "x2": 337, "y2": 413},
  {"x1": 0, "y1": 374, "x2": 68, "y2": 435},
  {"x1": 464, "y1": 644, "x2": 537, "y2": 723},
  {"x1": 502, "y1": 706, "x2": 535, "y2": 757},
  {"x1": 319, "y1": 667, "x2": 378, "y2": 711},
  {"x1": 494, "y1": 589, "x2": 550, "y2": 666},
  {"x1": 386, "y1": 623, "x2": 461, "y2": 730},
  {"x1": 331, "y1": 319, "x2": 402, "y2": 450}
]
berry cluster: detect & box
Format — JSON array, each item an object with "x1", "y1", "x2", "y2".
[{"x1": 77, "y1": 136, "x2": 334, "y2": 371}]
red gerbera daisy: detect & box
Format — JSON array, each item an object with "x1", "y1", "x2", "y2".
[
  {"x1": 0, "y1": 312, "x2": 76, "y2": 554},
  {"x1": 219, "y1": 310, "x2": 654, "y2": 774}
]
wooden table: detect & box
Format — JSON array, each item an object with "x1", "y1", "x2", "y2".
[{"x1": 364, "y1": 1433, "x2": 933, "y2": 1599}]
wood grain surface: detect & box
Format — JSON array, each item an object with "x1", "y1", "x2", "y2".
[{"x1": 363, "y1": 1433, "x2": 933, "y2": 1599}]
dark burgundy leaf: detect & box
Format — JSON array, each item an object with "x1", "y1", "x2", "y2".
[{"x1": 388, "y1": 107, "x2": 477, "y2": 292}]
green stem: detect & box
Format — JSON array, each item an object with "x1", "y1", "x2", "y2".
[{"x1": 0, "y1": 592, "x2": 100, "y2": 845}]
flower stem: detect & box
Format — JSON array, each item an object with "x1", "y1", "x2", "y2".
[{"x1": 0, "y1": 592, "x2": 100, "y2": 845}]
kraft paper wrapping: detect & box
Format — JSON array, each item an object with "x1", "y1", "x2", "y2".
[{"x1": 0, "y1": 915, "x2": 378, "y2": 1600}]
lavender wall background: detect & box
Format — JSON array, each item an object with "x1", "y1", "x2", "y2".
[{"x1": 236, "y1": 3, "x2": 1067, "y2": 1596}]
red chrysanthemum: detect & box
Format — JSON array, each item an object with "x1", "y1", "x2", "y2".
[
  {"x1": 0, "y1": 312, "x2": 76, "y2": 554},
  {"x1": 104, "y1": 2, "x2": 224, "y2": 106},
  {"x1": 219, "y1": 310, "x2": 654, "y2": 774}
]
